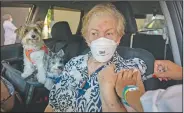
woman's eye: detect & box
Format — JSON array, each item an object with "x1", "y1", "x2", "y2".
[
  {"x1": 107, "y1": 32, "x2": 113, "y2": 36},
  {"x1": 59, "y1": 60, "x2": 63, "y2": 63},
  {"x1": 34, "y1": 29, "x2": 38, "y2": 32},
  {"x1": 91, "y1": 32, "x2": 98, "y2": 36}
]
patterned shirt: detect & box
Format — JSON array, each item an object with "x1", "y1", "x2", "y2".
[{"x1": 49, "y1": 51, "x2": 147, "y2": 112}]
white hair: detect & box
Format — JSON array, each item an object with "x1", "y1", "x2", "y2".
[{"x1": 2, "y1": 14, "x2": 11, "y2": 20}]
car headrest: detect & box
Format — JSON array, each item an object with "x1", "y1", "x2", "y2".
[
  {"x1": 51, "y1": 21, "x2": 72, "y2": 41},
  {"x1": 112, "y1": 1, "x2": 137, "y2": 33}
]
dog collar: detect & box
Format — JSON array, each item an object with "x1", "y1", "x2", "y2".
[
  {"x1": 25, "y1": 45, "x2": 48, "y2": 64},
  {"x1": 46, "y1": 76, "x2": 61, "y2": 84}
]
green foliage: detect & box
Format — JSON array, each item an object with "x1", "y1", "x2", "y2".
[{"x1": 46, "y1": 9, "x2": 52, "y2": 28}]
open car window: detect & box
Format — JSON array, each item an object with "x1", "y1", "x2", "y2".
[
  {"x1": 137, "y1": 14, "x2": 166, "y2": 35},
  {"x1": 42, "y1": 6, "x2": 81, "y2": 39},
  {"x1": 1, "y1": 5, "x2": 34, "y2": 45},
  {"x1": 144, "y1": 18, "x2": 165, "y2": 30}
]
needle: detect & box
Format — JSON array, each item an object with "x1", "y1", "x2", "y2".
[
  {"x1": 142, "y1": 65, "x2": 167, "y2": 82},
  {"x1": 142, "y1": 74, "x2": 154, "y2": 81}
]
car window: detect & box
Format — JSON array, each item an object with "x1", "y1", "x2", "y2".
[
  {"x1": 42, "y1": 6, "x2": 81, "y2": 39},
  {"x1": 1, "y1": 5, "x2": 34, "y2": 45},
  {"x1": 135, "y1": 18, "x2": 146, "y2": 31},
  {"x1": 136, "y1": 14, "x2": 166, "y2": 35},
  {"x1": 145, "y1": 19, "x2": 165, "y2": 29}
]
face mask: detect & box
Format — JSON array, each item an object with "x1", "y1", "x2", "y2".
[
  {"x1": 90, "y1": 37, "x2": 117, "y2": 62},
  {"x1": 9, "y1": 18, "x2": 13, "y2": 22}
]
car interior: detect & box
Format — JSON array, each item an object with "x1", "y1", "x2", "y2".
[{"x1": 1, "y1": 1, "x2": 183, "y2": 112}]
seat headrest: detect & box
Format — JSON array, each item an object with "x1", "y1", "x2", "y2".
[
  {"x1": 112, "y1": 1, "x2": 137, "y2": 33},
  {"x1": 51, "y1": 21, "x2": 72, "y2": 41}
]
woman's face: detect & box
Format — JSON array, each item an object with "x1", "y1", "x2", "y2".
[{"x1": 86, "y1": 14, "x2": 121, "y2": 45}]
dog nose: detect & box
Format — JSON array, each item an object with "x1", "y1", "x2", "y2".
[
  {"x1": 58, "y1": 66, "x2": 63, "y2": 69},
  {"x1": 31, "y1": 35, "x2": 36, "y2": 39}
]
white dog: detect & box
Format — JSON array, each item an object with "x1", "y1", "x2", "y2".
[{"x1": 15, "y1": 21, "x2": 65, "y2": 89}]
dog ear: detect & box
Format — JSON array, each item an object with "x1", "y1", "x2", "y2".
[
  {"x1": 36, "y1": 21, "x2": 44, "y2": 30},
  {"x1": 48, "y1": 50, "x2": 54, "y2": 57},
  {"x1": 57, "y1": 49, "x2": 65, "y2": 57}
]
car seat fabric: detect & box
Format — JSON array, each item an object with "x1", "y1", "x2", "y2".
[
  {"x1": 1, "y1": 43, "x2": 23, "y2": 61},
  {"x1": 119, "y1": 34, "x2": 132, "y2": 47},
  {"x1": 112, "y1": 1, "x2": 137, "y2": 33},
  {"x1": 51, "y1": 21, "x2": 72, "y2": 41},
  {"x1": 44, "y1": 21, "x2": 82, "y2": 63},
  {"x1": 131, "y1": 33, "x2": 166, "y2": 60},
  {"x1": 113, "y1": 2, "x2": 137, "y2": 47}
]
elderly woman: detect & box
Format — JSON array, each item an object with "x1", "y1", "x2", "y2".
[{"x1": 45, "y1": 3, "x2": 147, "y2": 112}]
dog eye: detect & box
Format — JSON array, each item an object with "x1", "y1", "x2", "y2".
[
  {"x1": 24, "y1": 29, "x2": 28, "y2": 34},
  {"x1": 52, "y1": 62, "x2": 55, "y2": 64},
  {"x1": 59, "y1": 60, "x2": 63, "y2": 63},
  {"x1": 34, "y1": 29, "x2": 38, "y2": 32}
]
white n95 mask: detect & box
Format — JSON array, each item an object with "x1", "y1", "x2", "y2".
[{"x1": 90, "y1": 37, "x2": 117, "y2": 62}]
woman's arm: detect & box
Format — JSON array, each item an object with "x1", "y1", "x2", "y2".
[
  {"x1": 126, "y1": 90, "x2": 143, "y2": 112},
  {"x1": 100, "y1": 88, "x2": 126, "y2": 112},
  {"x1": 98, "y1": 64, "x2": 126, "y2": 112}
]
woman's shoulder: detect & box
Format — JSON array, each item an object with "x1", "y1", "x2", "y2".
[
  {"x1": 113, "y1": 53, "x2": 147, "y2": 75},
  {"x1": 69, "y1": 54, "x2": 87, "y2": 62}
]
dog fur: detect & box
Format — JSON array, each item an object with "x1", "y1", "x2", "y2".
[
  {"x1": 15, "y1": 21, "x2": 65, "y2": 90},
  {"x1": 44, "y1": 50, "x2": 65, "y2": 90}
]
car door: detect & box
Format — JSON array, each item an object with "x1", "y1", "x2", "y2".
[{"x1": 159, "y1": 1, "x2": 183, "y2": 66}]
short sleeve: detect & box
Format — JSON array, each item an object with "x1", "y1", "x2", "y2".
[{"x1": 132, "y1": 58, "x2": 147, "y2": 75}]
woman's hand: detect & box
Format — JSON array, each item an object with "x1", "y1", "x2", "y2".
[
  {"x1": 115, "y1": 69, "x2": 145, "y2": 98},
  {"x1": 115, "y1": 69, "x2": 136, "y2": 98},
  {"x1": 98, "y1": 64, "x2": 117, "y2": 90},
  {"x1": 154, "y1": 60, "x2": 182, "y2": 81},
  {"x1": 115, "y1": 69, "x2": 145, "y2": 112}
]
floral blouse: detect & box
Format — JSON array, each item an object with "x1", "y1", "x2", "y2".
[{"x1": 49, "y1": 51, "x2": 147, "y2": 112}]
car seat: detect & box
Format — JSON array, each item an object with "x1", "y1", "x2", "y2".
[
  {"x1": 0, "y1": 43, "x2": 23, "y2": 61},
  {"x1": 44, "y1": 21, "x2": 83, "y2": 63},
  {"x1": 112, "y1": 1, "x2": 138, "y2": 47}
]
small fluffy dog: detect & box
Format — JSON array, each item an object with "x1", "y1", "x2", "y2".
[
  {"x1": 44, "y1": 51, "x2": 65, "y2": 90},
  {"x1": 15, "y1": 21, "x2": 65, "y2": 90}
]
